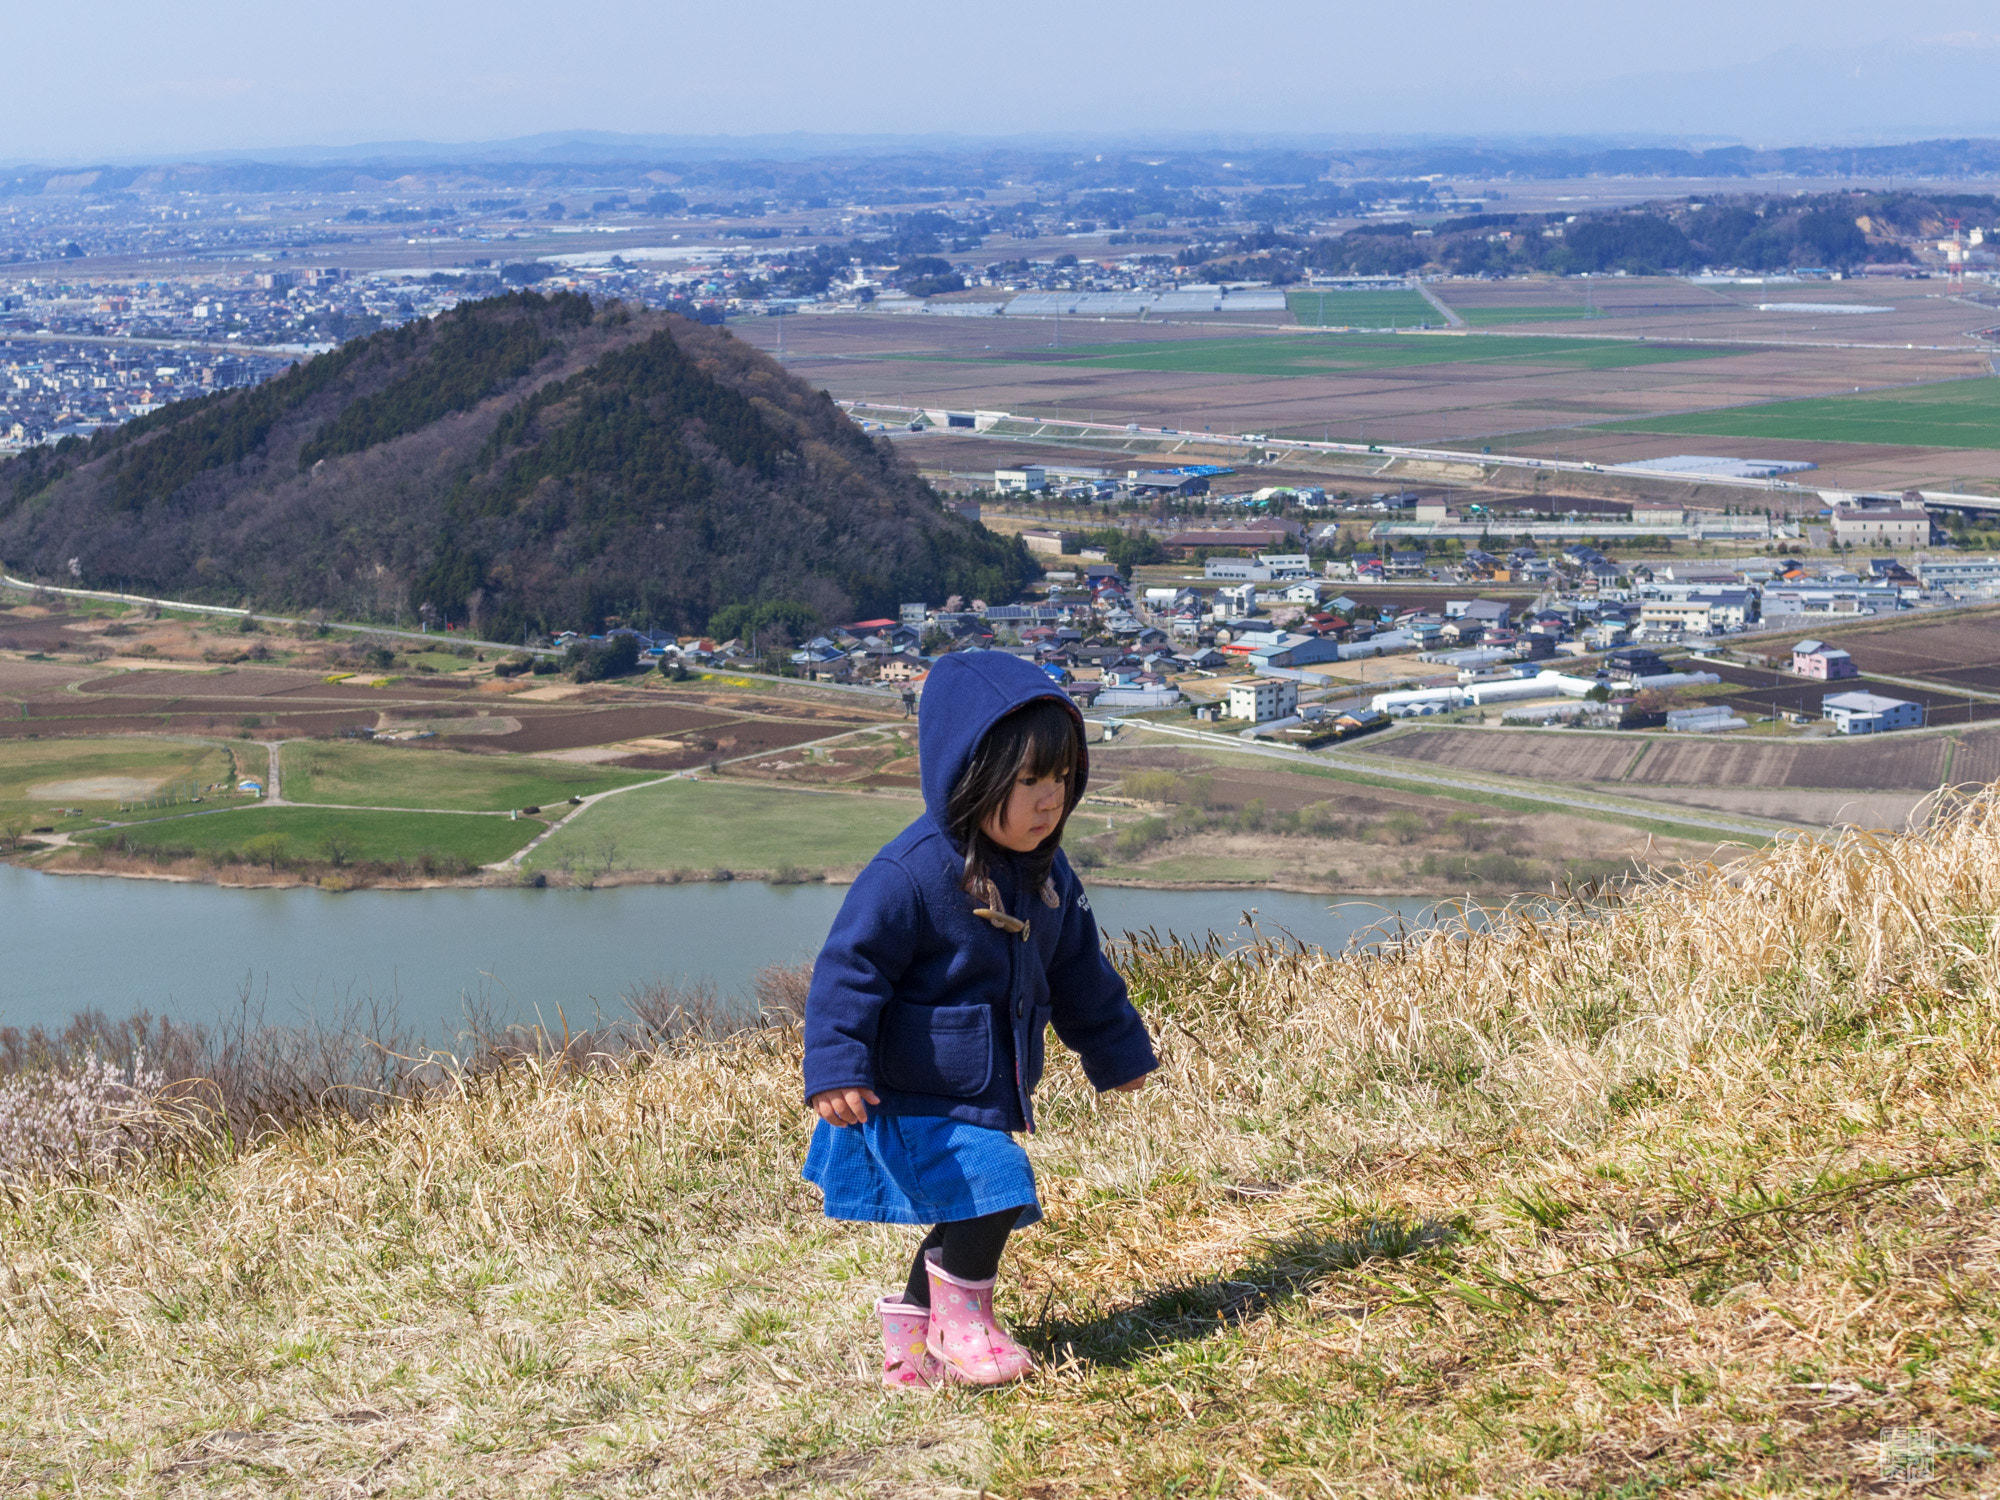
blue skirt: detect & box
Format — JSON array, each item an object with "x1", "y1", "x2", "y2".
[{"x1": 802, "y1": 1113, "x2": 1042, "y2": 1227}]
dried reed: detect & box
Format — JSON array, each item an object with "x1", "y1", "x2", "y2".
[{"x1": 4, "y1": 792, "x2": 2000, "y2": 1495}]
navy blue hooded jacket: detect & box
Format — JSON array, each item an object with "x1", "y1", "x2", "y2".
[{"x1": 801, "y1": 651, "x2": 1157, "y2": 1132}]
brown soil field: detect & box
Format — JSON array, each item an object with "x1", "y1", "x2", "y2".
[
  {"x1": 0, "y1": 716, "x2": 172, "y2": 739},
  {"x1": 1363, "y1": 725, "x2": 1971, "y2": 792},
  {"x1": 1798, "y1": 614, "x2": 2000, "y2": 685},
  {"x1": 471, "y1": 705, "x2": 758, "y2": 754},
  {"x1": 729, "y1": 305, "x2": 1995, "y2": 493},
  {"x1": 0, "y1": 614, "x2": 100, "y2": 651},
  {"x1": 1945, "y1": 732, "x2": 2000, "y2": 785},
  {"x1": 1361, "y1": 731, "x2": 1640, "y2": 783},
  {"x1": 1707, "y1": 663, "x2": 2000, "y2": 726}
]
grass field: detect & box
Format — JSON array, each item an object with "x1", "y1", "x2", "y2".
[
  {"x1": 1012, "y1": 332, "x2": 1729, "y2": 379},
  {"x1": 529, "y1": 779, "x2": 923, "y2": 875},
  {"x1": 1449, "y1": 304, "x2": 1607, "y2": 326},
  {"x1": 10, "y1": 792, "x2": 2000, "y2": 1494},
  {"x1": 0, "y1": 736, "x2": 242, "y2": 827},
  {"x1": 1286, "y1": 290, "x2": 1440, "y2": 328},
  {"x1": 87, "y1": 805, "x2": 537, "y2": 866},
  {"x1": 285, "y1": 739, "x2": 656, "y2": 813},
  {"x1": 1612, "y1": 375, "x2": 2000, "y2": 449}
]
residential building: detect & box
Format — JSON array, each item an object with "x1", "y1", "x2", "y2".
[
  {"x1": 1791, "y1": 640, "x2": 1859, "y2": 679},
  {"x1": 1226, "y1": 677, "x2": 1300, "y2": 723},
  {"x1": 1822, "y1": 690, "x2": 1921, "y2": 734},
  {"x1": 1604, "y1": 648, "x2": 1669, "y2": 682},
  {"x1": 1640, "y1": 600, "x2": 1719, "y2": 636}
]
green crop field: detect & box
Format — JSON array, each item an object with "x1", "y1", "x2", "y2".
[
  {"x1": 87, "y1": 805, "x2": 538, "y2": 866},
  {"x1": 1612, "y1": 377, "x2": 2000, "y2": 450},
  {"x1": 1286, "y1": 290, "x2": 1441, "y2": 328},
  {"x1": 0, "y1": 736, "x2": 245, "y2": 827},
  {"x1": 1450, "y1": 304, "x2": 1607, "y2": 326},
  {"x1": 285, "y1": 739, "x2": 655, "y2": 813},
  {"x1": 1007, "y1": 332, "x2": 1728, "y2": 379},
  {"x1": 529, "y1": 779, "x2": 925, "y2": 875}
]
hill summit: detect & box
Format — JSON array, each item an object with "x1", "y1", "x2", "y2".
[{"x1": 0, "y1": 292, "x2": 1030, "y2": 638}]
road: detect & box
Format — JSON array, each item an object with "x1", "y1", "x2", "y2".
[
  {"x1": 0, "y1": 329, "x2": 325, "y2": 358},
  {"x1": 1100, "y1": 715, "x2": 1794, "y2": 841},
  {"x1": 0, "y1": 568, "x2": 902, "y2": 705}
]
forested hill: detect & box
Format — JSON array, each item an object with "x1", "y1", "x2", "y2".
[{"x1": 0, "y1": 292, "x2": 1031, "y2": 637}]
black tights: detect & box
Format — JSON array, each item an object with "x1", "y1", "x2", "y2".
[{"x1": 900, "y1": 1206, "x2": 1021, "y2": 1307}]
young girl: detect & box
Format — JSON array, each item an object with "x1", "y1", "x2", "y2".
[{"x1": 802, "y1": 651, "x2": 1156, "y2": 1388}]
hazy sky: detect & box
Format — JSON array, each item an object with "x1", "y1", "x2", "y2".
[{"x1": 9, "y1": 1, "x2": 2000, "y2": 161}]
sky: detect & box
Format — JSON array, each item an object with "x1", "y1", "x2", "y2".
[{"x1": 9, "y1": 1, "x2": 2000, "y2": 162}]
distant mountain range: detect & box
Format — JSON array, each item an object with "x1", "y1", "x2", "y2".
[
  {"x1": 0, "y1": 294, "x2": 1030, "y2": 639},
  {"x1": 10, "y1": 132, "x2": 2000, "y2": 197}
]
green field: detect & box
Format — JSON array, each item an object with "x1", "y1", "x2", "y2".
[
  {"x1": 529, "y1": 779, "x2": 925, "y2": 874},
  {"x1": 0, "y1": 736, "x2": 247, "y2": 828},
  {"x1": 87, "y1": 805, "x2": 537, "y2": 866},
  {"x1": 1449, "y1": 304, "x2": 1607, "y2": 326},
  {"x1": 1610, "y1": 376, "x2": 2000, "y2": 450},
  {"x1": 1286, "y1": 290, "x2": 1440, "y2": 328},
  {"x1": 285, "y1": 739, "x2": 656, "y2": 813},
  {"x1": 1008, "y1": 332, "x2": 1728, "y2": 379}
]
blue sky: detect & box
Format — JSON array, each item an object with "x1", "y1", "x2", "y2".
[{"x1": 11, "y1": 1, "x2": 2000, "y2": 160}]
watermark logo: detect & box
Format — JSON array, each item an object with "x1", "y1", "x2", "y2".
[{"x1": 1878, "y1": 1426, "x2": 1941, "y2": 1482}]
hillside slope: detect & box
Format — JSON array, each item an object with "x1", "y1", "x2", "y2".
[
  {"x1": 0, "y1": 292, "x2": 1029, "y2": 636},
  {"x1": 5, "y1": 795, "x2": 1999, "y2": 1492}
]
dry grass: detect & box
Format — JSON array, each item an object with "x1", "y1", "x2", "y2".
[{"x1": 6, "y1": 792, "x2": 2000, "y2": 1495}]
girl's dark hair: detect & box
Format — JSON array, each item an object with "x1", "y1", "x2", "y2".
[{"x1": 945, "y1": 696, "x2": 1085, "y2": 910}]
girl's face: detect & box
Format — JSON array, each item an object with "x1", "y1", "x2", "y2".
[{"x1": 981, "y1": 765, "x2": 1070, "y2": 853}]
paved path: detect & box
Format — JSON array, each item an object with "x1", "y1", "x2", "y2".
[
  {"x1": 1414, "y1": 282, "x2": 1465, "y2": 329},
  {"x1": 1101, "y1": 716, "x2": 1794, "y2": 840}
]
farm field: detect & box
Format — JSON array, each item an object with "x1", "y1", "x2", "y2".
[
  {"x1": 1359, "y1": 724, "x2": 1972, "y2": 794},
  {"x1": 282, "y1": 740, "x2": 658, "y2": 812},
  {"x1": 1702, "y1": 662, "x2": 2000, "y2": 726},
  {"x1": 1014, "y1": 332, "x2": 1730, "y2": 379},
  {"x1": 1612, "y1": 376, "x2": 2000, "y2": 449},
  {"x1": 1791, "y1": 610, "x2": 2000, "y2": 693},
  {"x1": 1450, "y1": 304, "x2": 1608, "y2": 326},
  {"x1": 736, "y1": 306, "x2": 1997, "y2": 484},
  {"x1": 84, "y1": 805, "x2": 538, "y2": 867},
  {"x1": 1285, "y1": 290, "x2": 1440, "y2": 327},
  {"x1": 527, "y1": 779, "x2": 926, "y2": 877},
  {"x1": 0, "y1": 736, "x2": 246, "y2": 827}
]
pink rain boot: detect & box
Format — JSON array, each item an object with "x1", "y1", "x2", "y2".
[
  {"x1": 875, "y1": 1295, "x2": 940, "y2": 1390},
  {"x1": 923, "y1": 1252, "x2": 1034, "y2": 1386}
]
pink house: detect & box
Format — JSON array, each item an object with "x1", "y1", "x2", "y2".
[{"x1": 1792, "y1": 640, "x2": 1858, "y2": 680}]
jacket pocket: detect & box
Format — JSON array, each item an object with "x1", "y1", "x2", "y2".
[{"x1": 878, "y1": 1003, "x2": 995, "y2": 1099}]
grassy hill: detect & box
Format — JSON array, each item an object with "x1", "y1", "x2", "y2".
[
  {"x1": 5, "y1": 795, "x2": 2000, "y2": 1493},
  {"x1": 0, "y1": 292, "x2": 1031, "y2": 637}
]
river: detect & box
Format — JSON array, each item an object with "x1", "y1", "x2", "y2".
[{"x1": 0, "y1": 867, "x2": 1458, "y2": 1041}]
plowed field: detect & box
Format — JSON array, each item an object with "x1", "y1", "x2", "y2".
[{"x1": 1363, "y1": 726, "x2": 1969, "y2": 791}]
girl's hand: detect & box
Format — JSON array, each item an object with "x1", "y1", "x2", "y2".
[
  {"x1": 1108, "y1": 1075, "x2": 1148, "y2": 1093},
  {"x1": 811, "y1": 1087, "x2": 881, "y2": 1126}
]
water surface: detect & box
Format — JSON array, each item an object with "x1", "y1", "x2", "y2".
[{"x1": 0, "y1": 866, "x2": 1446, "y2": 1040}]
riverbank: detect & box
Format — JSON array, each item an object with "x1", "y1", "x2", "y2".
[
  {"x1": 10, "y1": 841, "x2": 1619, "y2": 902},
  {"x1": 7, "y1": 793, "x2": 1996, "y2": 1494}
]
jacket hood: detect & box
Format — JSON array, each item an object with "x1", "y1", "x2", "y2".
[{"x1": 918, "y1": 651, "x2": 1088, "y2": 826}]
